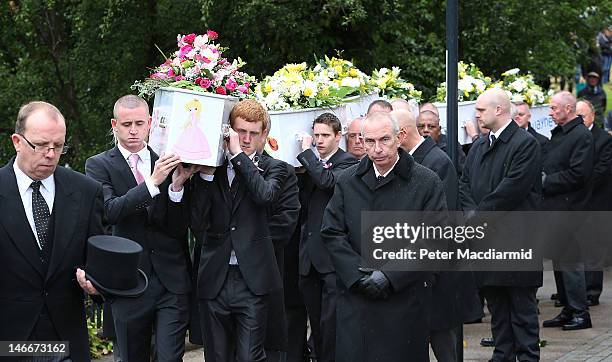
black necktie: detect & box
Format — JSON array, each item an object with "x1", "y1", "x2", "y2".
[
  {"x1": 490, "y1": 134, "x2": 496, "y2": 146},
  {"x1": 377, "y1": 175, "x2": 384, "y2": 183},
  {"x1": 31, "y1": 181, "x2": 50, "y2": 253}
]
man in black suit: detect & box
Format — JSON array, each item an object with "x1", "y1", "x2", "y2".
[
  {"x1": 459, "y1": 89, "x2": 543, "y2": 362},
  {"x1": 576, "y1": 99, "x2": 612, "y2": 306},
  {"x1": 296, "y1": 113, "x2": 358, "y2": 362},
  {"x1": 541, "y1": 91, "x2": 594, "y2": 331},
  {"x1": 417, "y1": 105, "x2": 466, "y2": 174},
  {"x1": 190, "y1": 99, "x2": 287, "y2": 362},
  {"x1": 0, "y1": 101, "x2": 104, "y2": 361},
  {"x1": 84, "y1": 95, "x2": 193, "y2": 361},
  {"x1": 513, "y1": 102, "x2": 549, "y2": 147}
]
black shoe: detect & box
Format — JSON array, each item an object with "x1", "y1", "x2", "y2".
[
  {"x1": 554, "y1": 300, "x2": 564, "y2": 307},
  {"x1": 543, "y1": 312, "x2": 571, "y2": 328},
  {"x1": 562, "y1": 314, "x2": 592, "y2": 330},
  {"x1": 551, "y1": 293, "x2": 559, "y2": 300},
  {"x1": 480, "y1": 337, "x2": 495, "y2": 347},
  {"x1": 587, "y1": 298, "x2": 599, "y2": 307}
]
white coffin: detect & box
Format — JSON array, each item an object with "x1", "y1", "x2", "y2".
[
  {"x1": 435, "y1": 102, "x2": 553, "y2": 144},
  {"x1": 529, "y1": 105, "x2": 554, "y2": 140},
  {"x1": 149, "y1": 87, "x2": 238, "y2": 166},
  {"x1": 434, "y1": 101, "x2": 477, "y2": 145},
  {"x1": 264, "y1": 94, "x2": 377, "y2": 166}
]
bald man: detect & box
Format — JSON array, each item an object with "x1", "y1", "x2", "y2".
[
  {"x1": 346, "y1": 117, "x2": 366, "y2": 160},
  {"x1": 459, "y1": 88, "x2": 543, "y2": 362},
  {"x1": 417, "y1": 104, "x2": 466, "y2": 174},
  {"x1": 541, "y1": 91, "x2": 594, "y2": 332},
  {"x1": 394, "y1": 110, "x2": 482, "y2": 361}
]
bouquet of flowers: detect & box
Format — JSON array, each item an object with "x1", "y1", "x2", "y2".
[
  {"x1": 313, "y1": 56, "x2": 372, "y2": 96},
  {"x1": 132, "y1": 30, "x2": 255, "y2": 98},
  {"x1": 436, "y1": 61, "x2": 491, "y2": 102},
  {"x1": 369, "y1": 67, "x2": 422, "y2": 102},
  {"x1": 254, "y1": 60, "x2": 362, "y2": 111},
  {"x1": 491, "y1": 68, "x2": 550, "y2": 106}
]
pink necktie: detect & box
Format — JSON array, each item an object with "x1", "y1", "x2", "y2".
[{"x1": 128, "y1": 154, "x2": 145, "y2": 185}]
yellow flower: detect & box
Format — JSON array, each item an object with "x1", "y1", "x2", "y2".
[
  {"x1": 334, "y1": 66, "x2": 342, "y2": 75},
  {"x1": 304, "y1": 88, "x2": 314, "y2": 97},
  {"x1": 320, "y1": 87, "x2": 330, "y2": 96},
  {"x1": 285, "y1": 62, "x2": 307, "y2": 72},
  {"x1": 349, "y1": 68, "x2": 358, "y2": 77},
  {"x1": 264, "y1": 84, "x2": 272, "y2": 93}
]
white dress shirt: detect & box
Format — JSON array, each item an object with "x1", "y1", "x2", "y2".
[
  {"x1": 408, "y1": 137, "x2": 426, "y2": 156},
  {"x1": 374, "y1": 154, "x2": 400, "y2": 179},
  {"x1": 489, "y1": 120, "x2": 512, "y2": 145},
  {"x1": 13, "y1": 162, "x2": 54, "y2": 249}
]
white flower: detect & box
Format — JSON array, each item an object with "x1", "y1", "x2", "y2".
[
  {"x1": 511, "y1": 93, "x2": 525, "y2": 103},
  {"x1": 503, "y1": 68, "x2": 520, "y2": 76},
  {"x1": 193, "y1": 35, "x2": 209, "y2": 49},
  {"x1": 340, "y1": 77, "x2": 361, "y2": 88},
  {"x1": 509, "y1": 79, "x2": 527, "y2": 93}
]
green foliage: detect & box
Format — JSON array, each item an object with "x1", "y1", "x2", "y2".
[
  {"x1": 87, "y1": 316, "x2": 113, "y2": 359},
  {"x1": 1, "y1": 0, "x2": 610, "y2": 169}
]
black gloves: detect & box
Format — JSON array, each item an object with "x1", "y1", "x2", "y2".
[{"x1": 354, "y1": 270, "x2": 391, "y2": 300}]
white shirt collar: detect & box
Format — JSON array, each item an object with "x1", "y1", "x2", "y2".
[
  {"x1": 320, "y1": 148, "x2": 339, "y2": 163},
  {"x1": 13, "y1": 161, "x2": 55, "y2": 197},
  {"x1": 374, "y1": 154, "x2": 400, "y2": 178},
  {"x1": 409, "y1": 137, "x2": 426, "y2": 156},
  {"x1": 490, "y1": 120, "x2": 513, "y2": 143},
  {"x1": 117, "y1": 142, "x2": 150, "y2": 161},
  {"x1": 588, "y1": 124, "x2": 594, "y2": 131},
  {"x1": 227, "y1": 151, "x2": 257, "y2": 168}
]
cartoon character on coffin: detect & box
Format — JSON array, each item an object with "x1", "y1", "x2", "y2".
[{"x1": 172, "y1": 98, "x2": 212, "y2": 160}]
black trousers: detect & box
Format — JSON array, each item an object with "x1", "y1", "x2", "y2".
[
  {"x1": 298, "y1": 269, "x2": 337, "y2": 362},
  {"x1": 200, "y1": 265, "x2": 269, "y2": 362},
  {"x1": 585, "y1": 270, "x2": 603, "y2": 300},
  {"x1": 481, "y1": 286, "x2": 540, "y2": 362},
  {"x1": 553, "y1": 261, "x2": 588, "y2": 315},
  {"x1": 111, "y1": 273, "x2": 189, "y2": 362},
  {"x1": 285, "y1": 304, "x2": 309, "y2": 362}
]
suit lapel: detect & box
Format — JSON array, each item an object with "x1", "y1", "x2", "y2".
[
  {"x1": 0, "y1": 163, "x2": 45, "y2": 277},
  {"x1": 46, "y1": 167, "x2": 80, "y2": 281},
  {"x1": 231, "y1": 154, "x2": 262, "y2": 215}
]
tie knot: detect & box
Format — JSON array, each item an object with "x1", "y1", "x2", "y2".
[
  {"x1": 128, "y1": 153, "x2": 140, "y2": 168},
  {"x1": 377, "y1": 175, "x2": 384, "y2": 182},
  {"x1": 31, "y1": 180, "x2": 42, "y2": 192}
]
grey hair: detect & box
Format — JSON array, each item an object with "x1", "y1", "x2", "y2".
[{"x1": 362, "y1": 111, "x2": 400, "y2": 136}]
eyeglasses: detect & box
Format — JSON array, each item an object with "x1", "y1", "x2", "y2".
[
  {"x1": 363, "y1": 136, "x2": 394, "y2": 148},
  {"x1": 417, "y1": 124, "x2": 439, "y2": 130},
  {"x1": 18, "y1": 133, "x2": 69, "y2": 155}
]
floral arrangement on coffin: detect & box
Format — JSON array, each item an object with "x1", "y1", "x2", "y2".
[
  {"x1": 490, "y1": 68, "x2": 550, "y2": 106},
  {"x1": 436, "y1": 61, "x2": 492, "y2": 102},
  {"x1": 313, "y1": 56, "x2": 372, "y2": 96},
  {"x1": 132, "y1": 30, "x2": 255, "y2": 99},
  {"x1": 255, "y1": 60, "x2": 363, "y2": 111},
  {"x1": 370, "y1": 67, "x2": 422, "y2": 102}
]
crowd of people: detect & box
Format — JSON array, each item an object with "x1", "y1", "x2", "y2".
[{"x1": 1, "y1": 87, "x2": 611, "y2": 362}]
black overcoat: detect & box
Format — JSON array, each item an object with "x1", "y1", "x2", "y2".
[
  {"x1": 321, "y1": 148, "x2": 447, "y2": 362},
  {"x1": 459, "y1": 121, "x2": 543, "y2": 287}
]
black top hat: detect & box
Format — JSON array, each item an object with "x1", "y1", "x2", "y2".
[{"x1": 85, "y1": 235, "x2": 148, "y2": 298}]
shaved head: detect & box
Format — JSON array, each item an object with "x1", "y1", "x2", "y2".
[
  {"x1": 480, "y1": 88, "x2": 512, "y2": 116},
  {"x1": 549, "y1": 91, "x2": 577, "y2": 125},
  {"x1": 419, "y1": 102, "x2": 439, "y2": 117},
  {"x1": 475, "y1": 88, "x2": 512, "y2": 133}
]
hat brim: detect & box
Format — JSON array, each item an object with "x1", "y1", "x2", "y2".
[{"x1": 85, "y1": 269, "x2": 148, "y2": 298}]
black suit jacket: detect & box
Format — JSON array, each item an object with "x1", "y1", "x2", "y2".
[
  {"x1": 412, "y1": 136, "x2": 459, "y2": 210},
  {"x1": 190, "y1": 152, "x2": 288, "y2": 298},
  {"x1": 85, "y1": 146, "x2": 191, "y2": 294},
  {"x1": 589, "y1": 126, "x2": 612, "y2": 210},
  {"x1": 459, "y1": 121, "x2": 543, "y2": 287},
  {"x1": 0, "y1": 160, "x2": 104, "y2": 361},
  {"x1": 527, "y1": 125, "x2": 549, "y2": 147},
  {"x1": 296, "y1": 148, "x2": 358, "y2": 275},
  {"x1": 542, "y1": 117, "x2": 594, "y2": 211}
]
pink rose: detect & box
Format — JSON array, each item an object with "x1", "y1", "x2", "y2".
[
  {"x1": 167, "y1": 68, "x2": 175, "y2": 77},
  {"x1": 237, "y1": 85, "x2": 249, "y2": 94},
  {"x1": 207, "y1": 30, "x2": 218, "y2": 40},
  {"x1": 178, "y1": 45, "x2": 193, "y2": 59},
  {"x1": 215, "y1": 86, "x2": 227, "y2": 95},
  {"x1": 225, "y1": 77, "x2": 238, "y2": 91},
  {"x1": 175, "y1": 75, "x2": 185, "y2": 81},
  {"x1": 200, "y1": 78, "x2": 212, "y2": 88},
  {"x1": 182, "y1": 33, "x2": 196, "y2": 44},
  {"x1": 150, "y1": 72, "x2": 168, "y2": 79}
]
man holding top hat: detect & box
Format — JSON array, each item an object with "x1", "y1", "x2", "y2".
[
  {"x1": 0, "y1": 101, "x2": 105, "y2": 361},
  {"x1": 84, "y1": 95, "x2": 195, "y2": 361}
]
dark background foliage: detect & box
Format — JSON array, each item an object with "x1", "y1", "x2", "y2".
[{"x1": 1, "y1": 0, "x2": 609, "y2": 170}]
